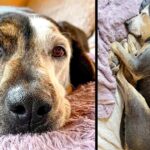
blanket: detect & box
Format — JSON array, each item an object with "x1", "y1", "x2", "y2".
[
  {"x1": 0, "y1": 82, "x2": 95, "y2": 150},
  {"x1": 98, "y1": 0, "x2": 143, "y2": 118}
]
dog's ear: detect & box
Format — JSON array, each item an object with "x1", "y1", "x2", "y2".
[{"x1": 58, "y1": 21, "x2": 95, "y2": 88}]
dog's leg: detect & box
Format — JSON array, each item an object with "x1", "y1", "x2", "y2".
[
  {"x1": 111, "y1": 42, "x2": 139, "y2": 75},
  {"x1": 121, "y1": 39, "x2": 129, "y2": 52},
  {"x1": 117, "y1": 68, "x2": 150, "y2": 150},
  {"x1": 112, "y1": 41, "x2": 150, "y2": 78},
  {"x1": 127, "y1": 34, "x2": 141, "y2": 55},
  {"x1": 120, "y1": 34, "x2": 141, "y2": 55},
  {"x1": 109, "y1": 50, "x2": 120, "y2": 75}
]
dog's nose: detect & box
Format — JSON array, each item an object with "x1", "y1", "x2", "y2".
[
  {"x1": 8, "y1": 99, "x2": 51, "y2": 120},
  {"x1": 5, "y1": 86, "x2": 51, "y2": 126}
]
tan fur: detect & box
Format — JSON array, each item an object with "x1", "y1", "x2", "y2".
[
  {"x1": 0, "y1": 23, "x2": 17, "y2": 36},
  {"x1": 140, "y1": 15, "x2": 150, "y2": 42},
  {"x1": 66, "y1": 84, "x2": 73, "y2": 94}
]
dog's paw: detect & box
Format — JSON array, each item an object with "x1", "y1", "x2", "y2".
[
  {"x1": 111, "y1": 41, "x2": 127, "y2": 56},
  {"x1": 111, "y1": 41, "x2": 121, "y2": 53},
  {"x1": 127, "y1": 34, "x2": 141, "y2": 56},
  {"x1": 121, "y1": 38, "x2": 129, "y2": 53},
  {"x1": 109, "y1": 50, "x2": 120, "y2": 75}
]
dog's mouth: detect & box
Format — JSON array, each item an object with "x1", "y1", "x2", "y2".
[
  {"x1": 6, "y1": 120, "x2": 51, "y2": 135},
  {"x1": 28, "y1": 119, "x2": 50, "y2": 134},
  {"x1": 29, "y1": 122, "x2": 50, "y2": 134},
  {"x1": 6, "y1": 117, "x2": 51, "y2": 135},
  {"x1": 31, "y1": 124, "x2": 50, "y2": 134}
]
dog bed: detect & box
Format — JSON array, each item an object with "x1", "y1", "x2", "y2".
[{"x1": 0, "y1": 82, "x2": 95, "y2": 150}]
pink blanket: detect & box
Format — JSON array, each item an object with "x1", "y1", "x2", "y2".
[
  {"x1": 98, "y1": 0, "x2": 142, "y2": 118},
  {"x1": 0, "y1": 82, "x2": 95, "y2": 150}
]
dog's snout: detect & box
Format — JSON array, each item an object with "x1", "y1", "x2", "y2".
[{"x1": 5, "y1": 86, "x2": 51, "y2": 130}]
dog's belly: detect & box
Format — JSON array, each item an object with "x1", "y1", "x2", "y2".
[{"x1": 136, "y1": 77, "x2": 150, "y2": 107}]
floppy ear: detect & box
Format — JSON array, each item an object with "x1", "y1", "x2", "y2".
[{"x1": 58, "y1": 21, "x2": 95, "y2": 88}]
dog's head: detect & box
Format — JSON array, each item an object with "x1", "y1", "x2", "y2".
[
  {"x1": 0, "y1": 7, "x2": 95, "y2": 135},
  {"x1": 126, "y1": 4, "x2": 150, "y2": 42}
]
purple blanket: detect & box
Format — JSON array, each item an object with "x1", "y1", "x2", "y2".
[{"x1": 98, "y1": 0, "x2": 143, "y2": 118}]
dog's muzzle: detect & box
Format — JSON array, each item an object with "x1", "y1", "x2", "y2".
[{"x1": 5, "y1": 85, "x2": 52, "y2": 133}]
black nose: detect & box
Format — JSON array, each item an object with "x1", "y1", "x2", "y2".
[
  {"x1": 5, "y1": 86, "x2": 51, "y2": 127},
  {"x1": 9, "y1": 99, "x2": 51, "y2": 118}
]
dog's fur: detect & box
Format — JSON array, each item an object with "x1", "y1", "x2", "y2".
[
  {"x1": 0, "y1": 7, "x2": 95, "y2": 135},
  {"x1": 110, "y1": 4, "x2": 150, "y2": 150}
]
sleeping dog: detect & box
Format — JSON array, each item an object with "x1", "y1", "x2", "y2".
[
  {"x1": 0, "y1": 7, "x2": 95, "y2": 135},
  {"x1": 110, "y1": 4, "x2": 150, "y2": 150}
]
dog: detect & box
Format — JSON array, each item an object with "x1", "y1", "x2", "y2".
[
  {"x1": 0, "y1": 7, "x2": 95, "y2": 135},
  {"x1": 110, "y1": 4, "x2": 150, "y2": 150}
]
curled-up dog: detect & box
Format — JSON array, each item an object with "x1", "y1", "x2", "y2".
[
  {"x1": 0, "y1": 7, "x2": 95, "y2": 135},
  {"x1": 110, "y1": 4, "x2": 150, "y2": 150}
]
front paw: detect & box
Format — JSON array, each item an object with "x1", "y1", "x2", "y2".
[
  {"x1": 127, "y1": 34, "x2": 140, "y2": 55},
  {"x1": 109, "y1": 50, "x2": 120, "y2": 75},
  {"x1": 111, "y1": 41, "x2": 125, "y2": 55}
]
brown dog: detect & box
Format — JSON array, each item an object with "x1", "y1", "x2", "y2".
[
  {"x1": 111, "y1": 40, "x2": 149, "y2": 150},
  {"x1": 111, "y1": 4, "x2": 150, "y2": 150},
  {"x1": 0, "y1": 7, "x2": 95, "y2": 135},
  {"x1": 109, "y1": 4, "x2": 150, "y2": 150}
]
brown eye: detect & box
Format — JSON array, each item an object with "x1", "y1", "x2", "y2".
[{"x1": 52, "y1": 46, "x2": 66, "y2": 58}]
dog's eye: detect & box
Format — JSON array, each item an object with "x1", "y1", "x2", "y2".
[
  {"x1": 52, "y1": 46, "x2": 66, "y2": 58},
  {"x1": 0, "y1": 47, "x2": 4, "y2": 57}
]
